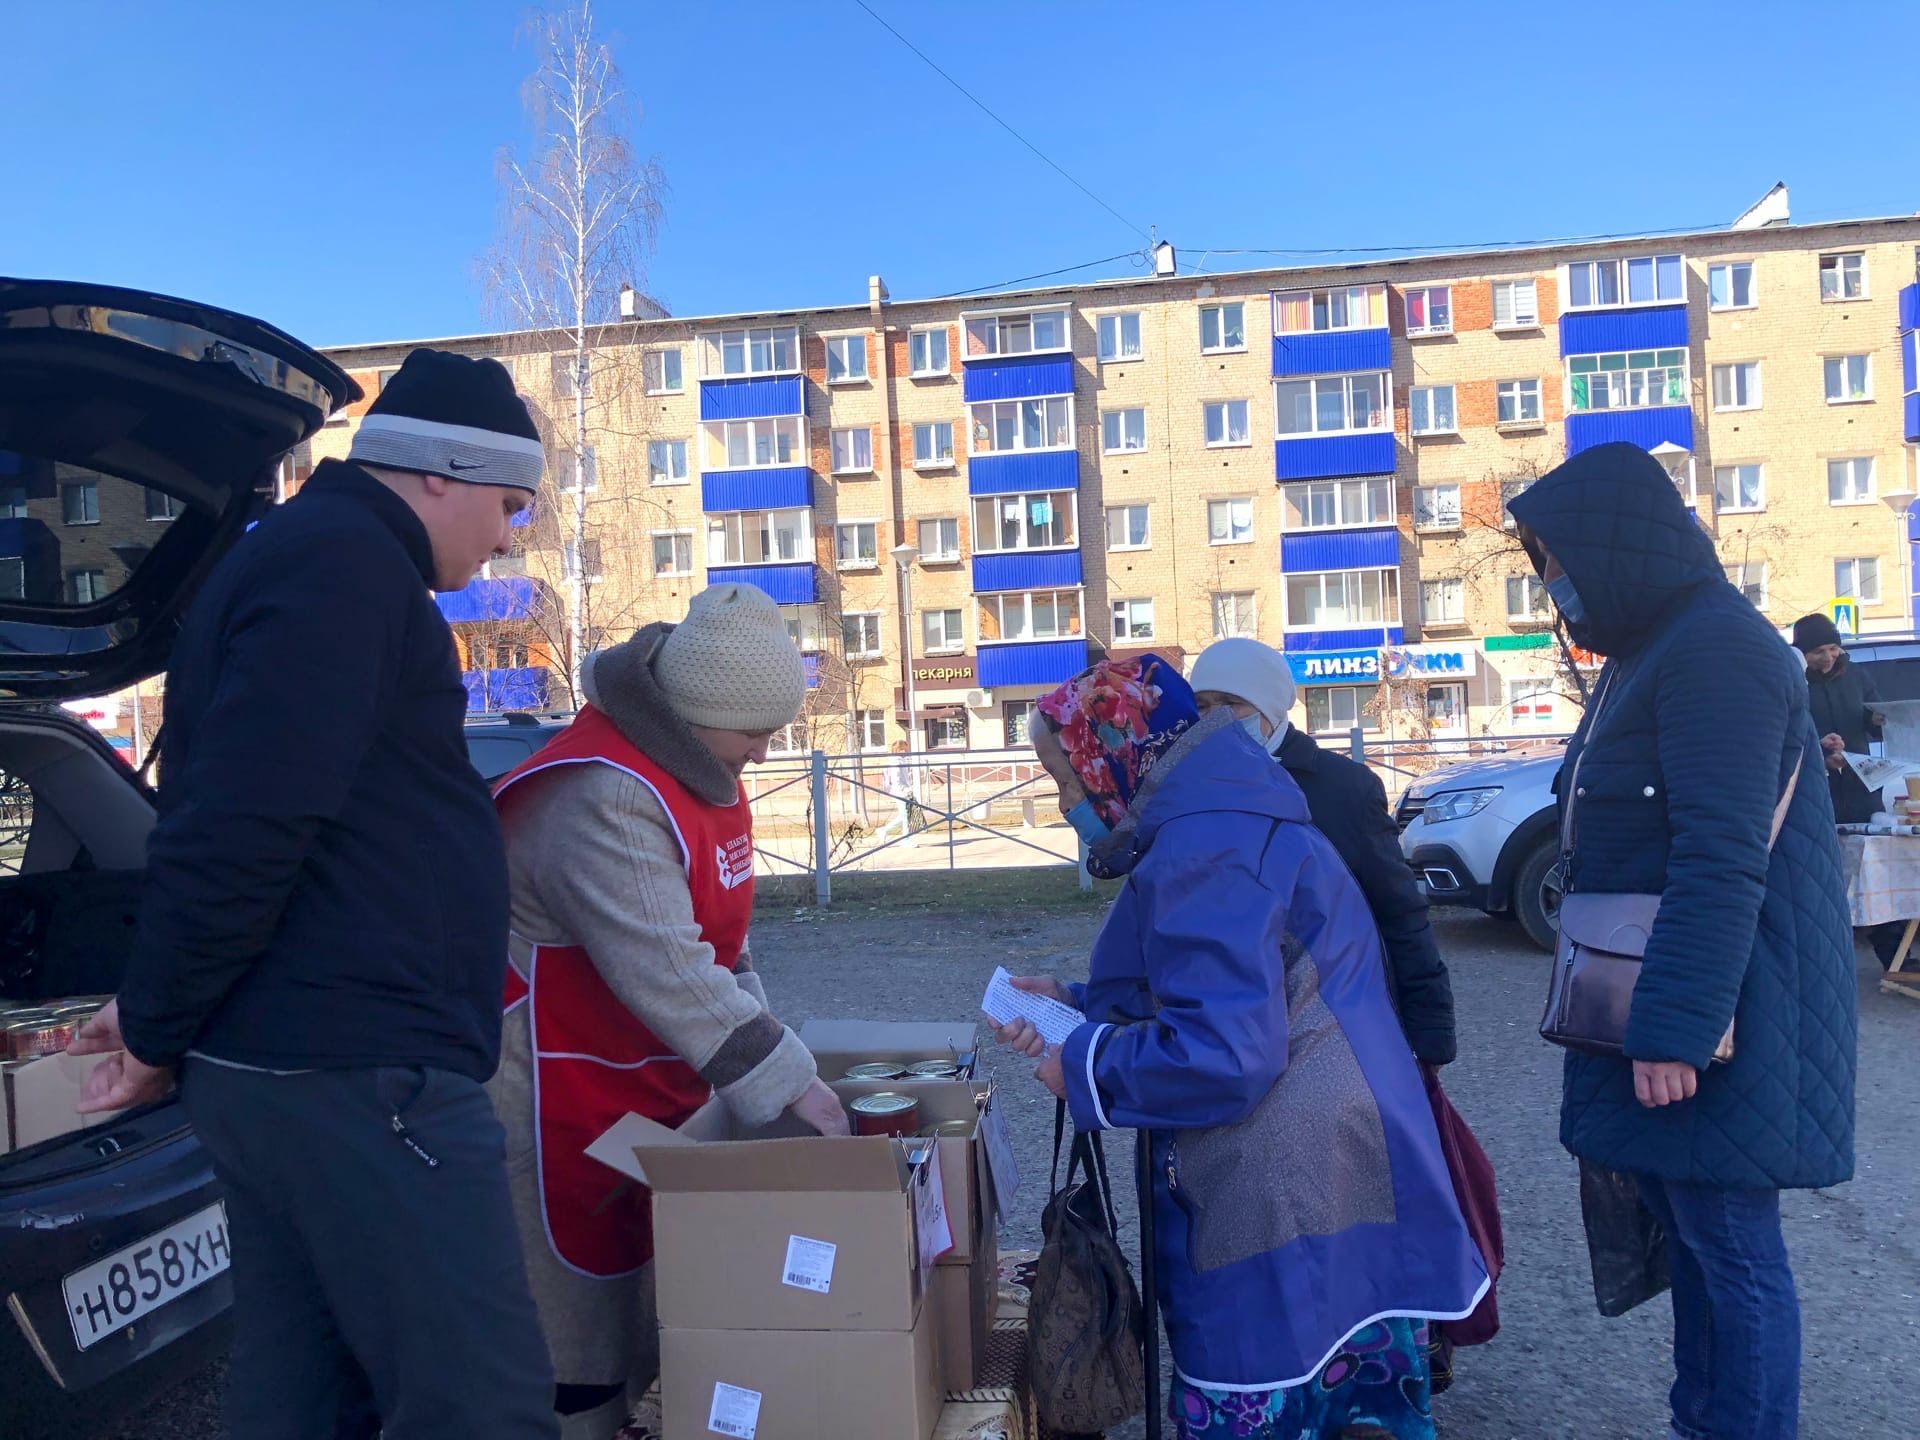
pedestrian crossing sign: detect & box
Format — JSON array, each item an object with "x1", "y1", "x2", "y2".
[{"x1": 1829, "y1": 597, "x2": 1861, "y2": 636}]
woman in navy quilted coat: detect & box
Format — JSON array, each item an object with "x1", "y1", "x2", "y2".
[{"x1": 1509, "y1": 443, "x2": 1856, "y2": 1440}]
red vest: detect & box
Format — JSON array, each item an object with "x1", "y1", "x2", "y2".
[{"x1": 496, "y1": 705, "x2": 754, "y2": 1277}]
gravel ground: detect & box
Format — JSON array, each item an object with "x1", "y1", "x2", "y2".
[{"x1": 113, "y1": 870, "x2": 1917, "y2": 1439}]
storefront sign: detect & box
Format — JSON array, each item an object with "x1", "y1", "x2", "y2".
[
  {"x1": 913, "y1": 662, "x2": 974, "y2": 684},
  {"x1": 60, "y1": 696, "x2": 120, "y2": 732},
  {"x1": 1285, "y1": 650, "x2": 1381, "y2": 684},
  {"x1": 1381, "y1": 645, "x2": 1478, "y2": 680}
]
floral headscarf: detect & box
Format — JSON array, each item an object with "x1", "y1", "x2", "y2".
[{"x1": 1035, "y1": 655, "x2": 1200, "y2": 827}]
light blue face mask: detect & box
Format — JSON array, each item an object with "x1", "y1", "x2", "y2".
[
  {"x1": 1064, "y1": 797, "x2": 1110, "y2": 845},
  {"x1": 1239, "y1": 713, "x2": 1270, "y2": 744},
  {"x1": 1546, "y1": 573, "x2": 1586, "y2": 626}
]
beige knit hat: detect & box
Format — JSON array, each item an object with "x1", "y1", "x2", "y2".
[{"x1": 653, "y1": 583, "x2": 808, "y2": 732}]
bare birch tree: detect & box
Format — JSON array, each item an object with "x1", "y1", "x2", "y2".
[{"x1": 484, "y1": 0, "x2": 666, "y2": 698}]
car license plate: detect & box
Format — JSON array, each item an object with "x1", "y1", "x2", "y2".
[{"x1": 62, "y1": 1202, "x2": 230, "y2": 1351}]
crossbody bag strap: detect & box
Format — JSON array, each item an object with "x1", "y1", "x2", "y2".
[{"x1": 1766, "y1": 755, "x2": 1803, "y2": 850}]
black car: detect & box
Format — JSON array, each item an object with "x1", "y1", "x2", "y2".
[
  {"x1": 0, "y1": 278, "x2": 366, "y2": 1438},
  {"x1": 463, "y1": 711, "x2": 573, "y2": 784}
]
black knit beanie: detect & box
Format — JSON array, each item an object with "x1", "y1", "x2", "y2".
[
  {"x1": 1791, "y1": 613, "x2": 1844, "y2": 653},
  {"x1": 348, "y1": 349, "x2": 543, "y2": 492}
]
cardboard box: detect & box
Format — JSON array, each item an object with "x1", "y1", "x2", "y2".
[
  {"x1": 797, "y1": 1018, "x2": 978, "y2": 1080},
  {"x1": 3, "y1": 1051, "x2": 121, "y2": 1152},
  {"x1": 591, "y1": 1106, "x2": 947, "y2": 1334},
  {"x1": 661, "y1": 1300, "x2": 940, "y2": 1440},
  {"x1": 932, "y1": 1219, "x2": 998, "y2": 1395},
  {"x1": 831, "y1": 1077, "x2": 1000, "y2": 1265}
]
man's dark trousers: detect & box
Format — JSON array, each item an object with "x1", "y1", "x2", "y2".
[{"x1": 181, "y1": 1060, "x2": 559, "y2": 1439}]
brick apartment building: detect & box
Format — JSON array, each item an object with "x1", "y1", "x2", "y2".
[{"x1": 307, "y1": 192, "x2": 1920, "y2": 754}]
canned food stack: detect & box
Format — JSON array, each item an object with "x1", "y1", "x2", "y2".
[{"x1": 1, "y1": 996, "x2": 122, "y2": 1153}]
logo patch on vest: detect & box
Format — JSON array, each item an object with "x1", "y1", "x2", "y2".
[{"x1": 716, "y1": 834, "x2": 753, "y2": 890}]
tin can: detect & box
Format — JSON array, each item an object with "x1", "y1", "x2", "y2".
[
  {"x1": 844, "y1": 1062, "x2": 905, "y2": 1082},
  {"x1": 6, "y1": 1018, "x2": 77, "y2": 1060},
  {"x1": 920, "y1": 1120, "x2": 974, "y2": 1140},
  {"x1": 904, "y1": 1060, "x2": 961, "y2": 1080},
  {"x1": 848, "y1": 1092, "x2": 920, "y2": 1138}
]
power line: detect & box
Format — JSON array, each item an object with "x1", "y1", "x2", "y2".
[
  {"x1": 938, "y1": 252, "x2": 1146, "y2": 300},
  {"x1": 849, "y1": 0, "x2": 1151, "y2": 243}
]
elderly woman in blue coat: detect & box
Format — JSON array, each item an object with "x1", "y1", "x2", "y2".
[
  {"x1": 1510, "y1": 444, "x2": 1856, "y2": 1440},
  {"x1": 992, "y1": 656, "x2": 1488, "y2": 1440}
]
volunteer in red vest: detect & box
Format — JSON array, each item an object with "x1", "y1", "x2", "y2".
[{"x1": 487, "y1": 583, "x2": 849, "y2": 1439}]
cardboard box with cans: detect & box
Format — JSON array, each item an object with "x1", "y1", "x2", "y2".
[{"x1": 1, "y1": 996, "x2": 123, "y2": 1153}]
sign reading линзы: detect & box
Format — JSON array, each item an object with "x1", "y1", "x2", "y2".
[{"x1": 1283, "y1": 645, "x2": 1478, "y2": 685}]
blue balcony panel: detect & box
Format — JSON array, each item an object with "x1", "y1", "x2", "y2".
[
  {"x1": 700, "y1": 466, "x2": 814, "y2": 513},
  {"x1": 1902, "y1": 330, "x2": 1916, "y2": 396},
  {"x1": 706, "y1": 563, "x2": 817, "y2": 605},
  {"x1": 1564, "y1": 406, "x2": 1694, "y2": 457},
  {"x1": 1909, "y1": 503, "x2": 1920, "y2": 628},
  {"x1": 1900, "y1": 283, "x2": 1920, "y2": 333},
  {"x1": 1282, "y1": 627, "x2": 1404, "y2": 654},
  {"x1": 971, "y1": 549, "x2": 1083, "y2": 594},
  {"x1": 977, "y1": 638, "x2": 1089, "y2": 690},
  {"x1": 1907, "y1": 392, "x2": 1920, "y2": 444},
  {"x1": 961, "y1": 353, "x2": 1075, "y2": 403},
  {"x1": 804, "y1": 654, "x2": 821, "y2": 691},
  {"x1": 967, "y1": 449, "x2": 1080, "y2": 496},
  {"x1": 1270, "y1": 328, "x2": 1391, "y2": 378},
  {"x1": 1559, "y1": 304, "x2": 1688, "y2": 357},
  {"x1": 436, "y1": 576, "x2": 552, "y2": 624},
  {"x1": 698, "y1": 374, "x2": 804, "y2": 421},
  {"x1": 1280, "y1": 527, "x2": 1401, "y2": 573},
  {"x1": 462, "y1": 667, "x2": 551, "y2": 713},
  {"x1": 1273, "y1": 432, "x2": 1397, "y2": 481}
]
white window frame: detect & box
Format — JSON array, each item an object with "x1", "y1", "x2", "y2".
[
  {"x1": 1285, "y1": 568, "x2": 1402, "y2": 630},
  {"x1": 765, "y1": 722, "x2": 807, "y2": 758},
  {"x1": 1211, "y1": 590, "x2": 1257, "y2": 640},
  {"x1": 554, "y1": 446, "x2": 599, "y2": 494},
  {"x1": 60, "y1": 480, "x2": 100, "y2": 526},
  {"x1": 1283, "y1": 477, "x2": 1394, "y2": 532},
  {"x1": 923, "y1": 713, "x2": 969, "y2": 751},
  {"x1": 1105, "y1": 504, "x2": 1150, "y2": 551},
  {"x1": 1273, "y1": 373, "x2": 1393, "y2": 437},
  {"x1": 1824, "y1": 354, "x2": 1872, "y2": 405},
  {"x1": 1097, "y1": 312, "x2": 1144, "y2": 362},
  {"x1": 1828, "y1": 457, "x2": 1876, "y2": 506},
  {"x1": 975, "y1": 589, "x2": 1084, "y2": 645},
  {"x1": 1403, "y1": 285, "x2": 1454, "y2": 337},
  {"x1": 646, "y1": 438, "x2": 689, "y2": 487},
  {"x1": 825, "y1": 334, "x2": 869, "y2": 384},
  {"x1": 1505, "y1": 573, "x2": 1549, "y2": 623},
  {"x1": 1102, "y1": 407, "x2": 1147, "y2": 454},
  {"x1": 968, "y1": 396, "x2": 1075, "y2": 456},
  {"x1": 909, "y1": 327, "x2": 950, "y2": 377},
  {"x1": 1713, "y1": 463, "x2": 1765, "y2": 514},
  {"x1": 961, "y1": 307, "x2": 1071, "y2": 360},
  {"x1": 834, "y1": 520, "x2": 880, "y2": 571},
  {"x1": 1272, "y1": 284, "x2": 1388, "y2": 335},
  {"x1": 704, "y1": 416, "x2": 805, "y2": 471},
  {"x1": 1509, "y1": 678, "x2": 1557, "y2": 724},
  {"x1": 650, "y1": 529, "x2": 694, "y2": 578},
  {"x1": 1111, "y1": 597, "x2": 1157, "y2": 642},
  {"x1": 1727, "y1": 562, "x2": 1769, "y2": 610},
  {"x1": 1836, "y1": 556, "x2": 1882, "y2": 605},
  {"x1": 785, "y1": 605, "x2": 825, "y2": 654},
  {"x1": 1819, "y1": 252, "x2": 1867, "y2": 302},
  {"x1": 971, "y1": 490, "x2": 1077, "y2": 554},
  {"x1": 1203, "y1": 399, "x2": 1252, "y2": 447},
  {"x1": 842, "y1": 611, "x2": 885, "y2": 659},
  {"x1": 1207, "y1": 497, "x2": 1255, "y2": 546},
  {"x1": 706, "y1": 508, "x2": 812, "y2": 566},
  {"x1": 552, "y1": 352, "x2": 590, "y2": 400},
  {"x1": 1304, "y1": 686, "x2": 1379, "y2": 738},
  {"x1": 1500, "y1": 478, "x2": 1532, "y2": 529},
  {"x1": 1712, "y1": 362, "x2": 1763, "y2": 412},
  {"x1": 1496, "y1": 378, "x2": 1543, "y2": 426},
  {"x1": 1491, "y1": 279, "x2": 1540, "y2": 330},
  {"x1": 1409, "y1": 384, "x2": 1458, "y2": 436},
  {"x1": 1413, "y1": 484, "x2": 1463, "y2": 533},
  {"x1": 643, "y1": 348, "x2": 684, "y2": 395},
  {"x1": 1421, "y1": 576, "x2": 1465, "y2": 625},
  {"x1": 830, "y1": 427, "x2": 875, "y2": 474},
  {"x1": 1199, "y1": 302, "x2": 1247, "y2": 354},
  {"x1": 562, "y1": 537, "x2": 604, "y2": 585},
  {"x1": 922, "y1": 607, "x2": 967, "y2": 654},
  {"x1": 1709, "y1": 261, "x2": 1756, "y2": 311},
  {"x1": 1565, "y1": 349, "x2": 1689, "y2": 413},
  {"x1": 912, "y1": 420, "x2": 955, "y2": 469},
  {"x1": 919, "y1": 516, "x2": 961, "y2": 562},
  {"x1": 857, "y1": 709, "x2": 889, "y2": 751},
  {"x1": 703, "y1": 325, "x2": 801, "y2": 379},
  {"x1": 1564, "y1": 254, "x2": 1685, "y2": 311}
]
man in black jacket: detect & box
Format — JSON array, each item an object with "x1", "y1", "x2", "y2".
[
  {"x1": 73, "y1": 351, "x2": 560, "y2": 1439},
  {"x1": 1191, "y1": 638, "x2": 1457, "y2": 1067}
]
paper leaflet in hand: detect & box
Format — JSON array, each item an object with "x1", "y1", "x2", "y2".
[
  {"x1": 980, "y1": 965, "x2": 1087, "y2": 1047},
  {"x1": 1842, "y1": 752, "x2": 1920, "y2": 809}
]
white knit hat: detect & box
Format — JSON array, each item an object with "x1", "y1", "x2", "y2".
[
  {"x1": 1190, "y1": 638, "x2": 1297, "y2": 729},
  {"x1": 653, "y1": 584, "x2": 808, "y2": 732}
]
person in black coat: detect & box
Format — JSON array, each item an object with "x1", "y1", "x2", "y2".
[
  {"x1": 1190, "y1": 638, "x2": 1457, "y2": 1067},
  {"x1": 1791, "y1": 611, "x2": 1884, "y2": 824}
]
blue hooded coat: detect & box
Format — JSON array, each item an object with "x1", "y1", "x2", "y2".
[
  {"x1": 1508, "y1": 443, "x2": 1856, "y2": 1191},
  {"x1": 1058, "y1": 712, "x2": 1489, "y2": 1391}
]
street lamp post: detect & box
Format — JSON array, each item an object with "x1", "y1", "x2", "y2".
[{"x1": 891, "y1": 542, "x2": 920, "y2": 752}]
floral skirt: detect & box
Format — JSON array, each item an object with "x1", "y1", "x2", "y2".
[{"x1": 1170, "y1": 1318, "x2": 1435, "y2": 1439}]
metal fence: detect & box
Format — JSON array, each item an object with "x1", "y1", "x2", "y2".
[{"x1": 748, "y1": 728, "x2": 1575, "y2": 902}]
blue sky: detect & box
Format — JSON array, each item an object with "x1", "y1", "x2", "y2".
[{"x1": 8, "y1": 1, "x2": 1917, "y2": 348}]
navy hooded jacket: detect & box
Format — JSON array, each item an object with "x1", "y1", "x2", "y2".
[{"x1": 1510, "y1": 443, "x2": 1855, "y2": 1190}]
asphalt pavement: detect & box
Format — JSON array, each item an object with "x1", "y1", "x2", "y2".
[{"x1": 114, "y1": 896, "x2": 1917, "y2": 1439}]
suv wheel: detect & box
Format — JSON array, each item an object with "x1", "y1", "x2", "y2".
[{"x1": 1512, "y1": 837, "x2": 1562, "y2": 952}]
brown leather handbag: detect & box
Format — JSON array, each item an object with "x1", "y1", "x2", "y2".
[{"x1": 1541, "y1": 668, "x2": 1802, "y2": 1060}]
